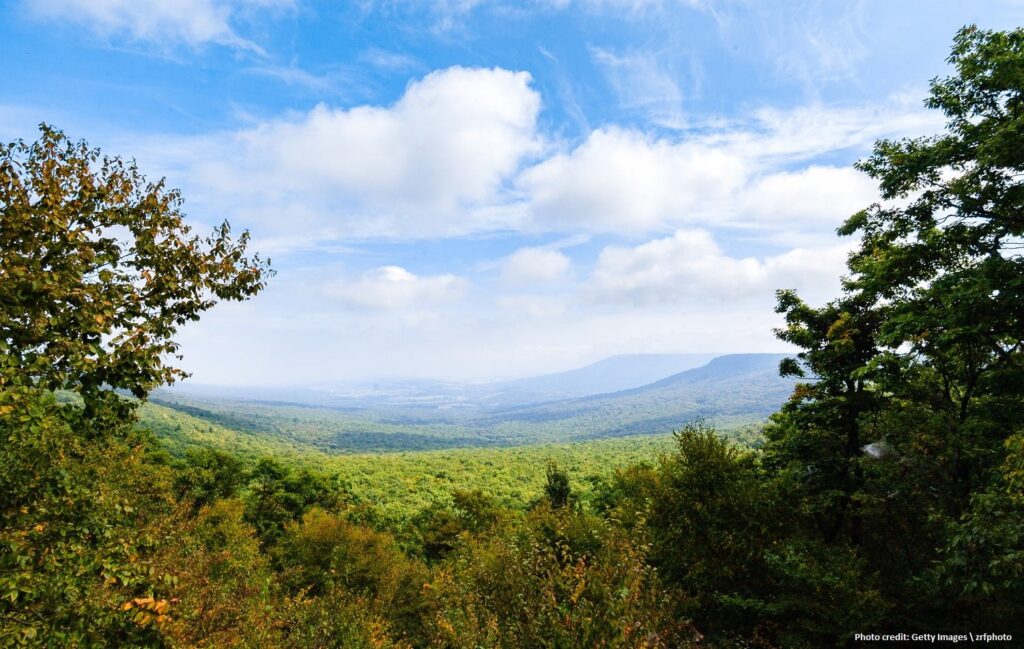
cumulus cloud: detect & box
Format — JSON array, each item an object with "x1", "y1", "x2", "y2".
[
  {"x1": 501, "y1": 247, "x2": 571, "y2": 282},
  {"x1": 324, "y1": 266, "x2": 466, "y2": 310},
  {"x1": 154, "y1": 66, "x2": 542, "y2": 240},
  {"x1": 233, "y1": 66, "x2": 539, "y2": 210},
  {"x1": 517, "y1": 102, "x2": 937, "y2": 236},
  {"x1": 588, "y1": 229, "x2": 851, "y2": 305},
  {"x1": 737, "y1": 165, "x2": 878, "y2": 225},
  {"x1": 28, "y1": 0, "x2": 288, "y2": 51},
  {"x1": 120, "y1": 75, "x2": 935, "y2": 249},
  {"x1": 519, "y1": 127, "x2": 746, "y2": 231}
]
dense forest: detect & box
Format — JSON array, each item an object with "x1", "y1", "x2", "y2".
[{"x1": 2, "y1": 26, "x2": 1024, "y2": 647}]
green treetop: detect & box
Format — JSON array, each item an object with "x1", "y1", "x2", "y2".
[{"x1": 0, "y1": 125, "x2": 272, "y2": 407}]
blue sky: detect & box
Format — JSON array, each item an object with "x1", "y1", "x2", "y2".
[{"x1": 3, "y1": 0, "x2": 1023, "y2": 384}]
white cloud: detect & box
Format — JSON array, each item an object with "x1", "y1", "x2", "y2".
[
  {"x1": 28, "y1": 0, "x2": 288, "y2": 51},
  {"x1": 719, "y1": 103, "x2": 941, "y2": 162},
  {"x1": 361, "y1": 48, "x2": 420, "y2": 71},
  {"x1": 157, "y1": 66, "x2": 541, "y2": 240},
  {"x1": 738, "y1": 165, "x2": 878, "y2": 225},
  {"x1": 517, "y1": 101, "x2": 938, "y2": 237},
  {"x1": 495, "y1": 295, "x2": 568, "y2": 318},
  {"x1": 588, "y1": 229, "x2": 851, "y2": 305},
  {"x1": 243, "y1": 64, "x2": 368, "y2": 96},
  {"x1": 539, "y1": 0, "x2": 705, "y2": 13},
  {"x1": 176, "y1": 291, "x2": 786, "y2": 384},
  {"x1": 519, "y1": 127, "x2": 746, "y2": 231},
  {"x1": 324, "y1": 266, "x2": 466, "y2": 310},
  {"x1": 242, "y1": 66, "x2": 538, "y2": 209},
  {"x1": 501, "y1": 247, "x2": 571, "y2": 282},
  {"x1": 728, "y1": 1, "x2": 870, "y2": 86},
  {"x1": 114, "y1": 78, "x2": 937, "y2": 251}
]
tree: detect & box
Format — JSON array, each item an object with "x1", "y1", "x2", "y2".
[
  {"x1": 768, "y1": 291, "x2": 886, "y2": 546},
  {"x1": 0, "y1": 125, "x2": 271, "y2": 408},
  {"x1": 841, "y1": 25, "x2": 1024, "y2": 496},
  {"x1": 174, "y1": 447, "x2": 248, "y2": 509},
  {"x1": 543, "y1": 460, "x2": 572, "y2": 509},
  {"x1": 0, "y1": 388, "x2": 178, "y2": 644},
  {"x1": 0, "y1": 126, "x2": 272, "y2": 642},
  {"x1": 765, "y1": 25, "x2": 1024, "y2": 632}
]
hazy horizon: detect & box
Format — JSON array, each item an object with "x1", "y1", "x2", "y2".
[{"x1": 166, "y1": 350, "x2": 741, "y2": 388}]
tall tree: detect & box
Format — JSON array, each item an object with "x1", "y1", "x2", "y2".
[
  {"x1": 0, "y1": 125, "x2": 272, "y2": 411},
  {"x1": 0, "y1": 126, "x2": 272, "y2": 642},
  {"x1": 841, "y1": 26, "x2": 1024, "y2": 505},
  {"x1": 767, "y1": 25, "x2": 1024, "y2": 631},
  {"x1": 768, "y1": 291, "x2": 886, "y2": 546}
]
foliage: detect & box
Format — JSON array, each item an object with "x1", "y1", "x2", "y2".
[
  {"x1": 137, "y1": 395, "x2": 678, "y2": 525},
  {"x1": 278, "y1": 590, "x2": 412, "y2": 649},
  {"x1": 411, "y1": 489, "x2": 504, "y2": 562},
  {"x1": 275, "y1": 508, "x2": 434, "y2": 646},
  {"x1": 543, "y1": 460, "x2": 573, "y2": 509},
  {"x1": 149, "y1": 499, "x2": 279, "y2": 647},
  {"x1": 5, "y1": 27, "x2": 1024, "y2": 647},
  {"x1": 589, "y1": 462, "x2": 660, "y2": 532},
  {"x1": 0, "y1": 126, "x2": 270, "y2": 403},
  {"x1": 933, "y1": 431, "x2": 1024, "y2": 628},
  {"x1": 173, "y1": 447, "x2": 247, "y2": 510},
  {"x1": 0, "y1": 388, "x2": 175, "y2": 646},
  {"x1": 762, "y1": 23, "x2": 1024, "y2": 637},
  {"x1": 1, "y1": 127, "x2": 270, "y2": 646},
  {"x1": 768, "y1": 291, "x2": 885, "y2": 546},
  {"x1": 427, "y1": 504, "x2": 695, "y2": 649},
  {"x1": 242, "y1": 458, "x2": 342, "y2": 547}
]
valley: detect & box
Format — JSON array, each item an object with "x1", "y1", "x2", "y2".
[
  {"x1": 145, "y1": 352, "x2": 793, "y2": 453},
  {"x1": 137, "y1": 353, "x2": 791, "y2": 522}
]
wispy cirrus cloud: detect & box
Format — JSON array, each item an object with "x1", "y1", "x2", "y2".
[
  {"x1": 26, "y1": 0, "x2": 291, "y2": 52},
  {"x1": 591, "y1": 46, "x2": 687, "y2": 128}
]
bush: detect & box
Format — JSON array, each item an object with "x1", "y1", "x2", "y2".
[{"x1": 428, "y1": 503, "x2": 695, "y2": 648}]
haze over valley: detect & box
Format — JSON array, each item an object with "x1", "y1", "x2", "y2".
[{"x1": 148, "y1": 353, "x2": 792, "y2": 453}]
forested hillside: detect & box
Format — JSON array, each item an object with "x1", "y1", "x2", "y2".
[
  {"x1": 2, "y1": 25, "x2": 1024, "y2": 649},
  {"x1": 144, "y1": 352, "x2": 790, "y2": 451},
  {"x1": 140, "y1": 394, "x2": 682, "y2": 524}
]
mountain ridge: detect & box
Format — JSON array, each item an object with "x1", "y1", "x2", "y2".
[{"x1": 147, "y1": 352, "x2": 797, "y2": 451}]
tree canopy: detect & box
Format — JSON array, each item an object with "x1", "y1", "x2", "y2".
[
  {"x1": 766, "y1": 24, "x2": 1024, "y2": 633},
  {"x1": 0, "y1": 125, "x2": 271, "y2": 404}
]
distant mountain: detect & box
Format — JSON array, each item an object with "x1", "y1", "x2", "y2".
[
  {"x1": 473, "y1": 353, "x2": 795, "y2": 441},
  {"x1": 486, "y1": 353, "x2": 718, "y2": 402},
  {"x1": 618, "y1": 353, "x2": 790, "y2": 391},
  {"x1": 162, "y1": 353, "x2": 721, "y2": 409},
  {"x1": 148, "y1": 353, "x2": 796, "y2": 451}
]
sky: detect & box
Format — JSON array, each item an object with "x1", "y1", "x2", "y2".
[{"x1": 3, "y1": 0, "x2": 1023, "y2": 385}]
